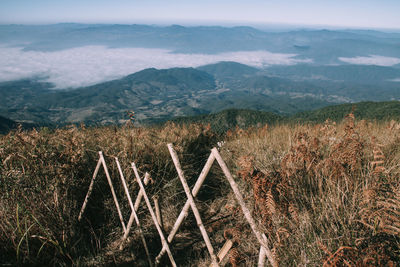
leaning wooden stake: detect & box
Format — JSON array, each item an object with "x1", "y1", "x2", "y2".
[
  {"x1": 135, "y1": 173, "x2": 150, "y2": 210},
  {"x1": 258, "y1": 246, "x2": 267, "y2": 267},
  {"x1": 168, "y1": 144, "x2": 219, "y2": 267},
  {"x1": 115, "y1": 158, "x2": 152, "y2": 266},
  {"x1": 212, "y1": 148, "x2": 277, "y2": 267},
  {"x1": 209, "y1": 239, "x2": 233, "y2": 267},
  {"x1": 155, "y1": 152, "x2": 215, "y2": 263},
  {"x1": 120, "y1": 172, "x2": 150, "y2": 248},
  {"x1": 78, "y1": 155, "x2": 102, "y2": 221},
  {"x1": 132, "y1": 162, "x2": 177, "y2": 267},
  {"x1": 78, "y1": 152, "x2": 127, "y2": 233},
  {"x1": 153, "y1": 196, "x2": 163, "y2": 229},
  {"x1": 100, "y1": 152, "x2": 126, "y2": 233}
]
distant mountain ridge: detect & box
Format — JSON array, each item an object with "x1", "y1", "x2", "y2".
[
  {"x1": 1, "y1": 62, "x2": 400, "y2": 126},
  {"x1": 0, "y1": 64, "x2": 336, "y2": 125},
  {"x1": 166, "y1": 101, "x2": 400, "y2": 133},
  {"x1": 291, "y1": 101, "x2": 400, "y2": 123},
  {"x1": 1, "y1": 23, "x2": 400, "y2": 65}
]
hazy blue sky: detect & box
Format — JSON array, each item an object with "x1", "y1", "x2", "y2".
[{"x1": 0, "y1": 0, "x2": 399, "y2": 29}]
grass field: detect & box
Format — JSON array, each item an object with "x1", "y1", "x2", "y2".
[{"x1": 1, "y1": 115, "x2": 399, "y2": 266}]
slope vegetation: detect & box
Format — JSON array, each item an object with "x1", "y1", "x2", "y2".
[
  {"x1": 292, "y1": 101, "x2": 400, "y2": 122},
  {"x1": 172, "y1": 108, "x2": 281, "y2": 133},
  {"x1": 1, "y1": 115, "x2": 399, "y2": 266}
]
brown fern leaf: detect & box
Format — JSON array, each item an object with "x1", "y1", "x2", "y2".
[
  {"x1": 322, "y1": 246, "x2": 358, "y2": 267},
  {"x1": 360, "y1": 183, "x2": 400, "y2": 236},
  {"x1": 266, "y1": 188, "x2": 277, "y2": 216},
  {"x1": 229, "y1": 247, "x2": 241, "y2": 267},
  {"x1": 370, "y1": 137, "x2": 386, "y2": 174}
]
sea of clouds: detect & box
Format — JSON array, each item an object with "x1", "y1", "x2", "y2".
[
  {"x1": 0, "y1": 45, "x2": 312, "y2": 89},
  {"x1": 339, "y1": 55, "x2": 400, "y2": 67}
]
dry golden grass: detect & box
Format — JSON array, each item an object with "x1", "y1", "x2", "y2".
[
  {"x1": 221, "y1": 115, "x2": 400, "y2": 266},
  {"x1": 1, "y1": 116, "x2": 400, "y2": 266}
]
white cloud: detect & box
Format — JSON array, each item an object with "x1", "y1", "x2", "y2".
[
  {"x1": 0, "y1": 45, "x2": 311, "y2": 89},
  {"x1": 339, "y1": 55, "x2": 400, "y2": 67}
]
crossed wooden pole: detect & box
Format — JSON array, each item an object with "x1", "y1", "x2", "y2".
[
  {"x1": 77, "y1": 152, "x2": 153, "y2": 266},
  {"x1": 78, "y1": 146, "x2": 277, "y2": 267}
]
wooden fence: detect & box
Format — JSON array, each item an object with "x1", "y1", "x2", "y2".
[{"x1": 78, "y1": 144, "x2": 277, "y2": 267}]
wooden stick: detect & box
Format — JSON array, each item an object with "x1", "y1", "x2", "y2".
[
  {"x1": 153, "y1": 196, "x2": 163, "y2": 230},
  {"x1": 168, "y1": 144, "x2": 219, "y2": 267},
  {"x1": 258, "y1": 245, "x2": 267, "y2": 267},
  {"x1": 209, "y1": 239, "x2": 233, "y2": 267},
  {"x1": 120, "y1": 172, "x2": 150, "y2": 247},
  {"x1": 115, "y1": 158, "x2": 153, "y2": 266},
  {"x1": 132, "y1": 162, "x2": 177, "y2": 267},
  {"x1": 100, "y1": 152, "x2": 126, "y2": 233},
  {"x1": 155, "y1": 152, "x2": 215, "y2": 263},
  {"x1": 135, "y1": 173, "x2": 150, "y2": 211},
  {"x1": 78, "y1": 155, "x2": 102, "y2": 221},
  {"x1": 212, "y1": 148, "x2": 277, "y2": 267}
]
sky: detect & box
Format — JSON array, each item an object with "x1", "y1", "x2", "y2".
[{"x1": 1, "y1": 0, "x2": 400, "y2": 29}]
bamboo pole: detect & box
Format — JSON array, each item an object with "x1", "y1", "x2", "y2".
[
  {"x1": 100, "y1": 152, "x2": 126, "y2": 233},
  {"x1": 115, "y1": 158, "x2": 153, "y2": 266},
  {"x1": 132, "y1": 162, "x2": 177, "y2": 267},
  {"x1": 168, "y1": 144, "x2": 219, "y2": 267},
  {"x1": 155, "y1": 152, "x2": 215, "y2": 264},
  {"x1": 153, "y1": 196, "x2": 163, "y2": 229},
  {"x1": 135, "y1": 173, "x2": 150, "y2": 211},
  {"x1": 78, "y1": 155, "x2": 102, "y2": 221},
  {"x1": 212, "y1": 148, "x2": 277, "y2": 267},
  {"x1": 209, "y1": 239, "x2": 233, "y2": 267},
  {"x1": 167, "y1": 152, "x2": 215, "y2": 240},
  {"x1": 258, "y1": 246, "x2": 267, "y2": 267},
  {"x1": 120, "y1": 172, "x2": 150, "y2": 247}
]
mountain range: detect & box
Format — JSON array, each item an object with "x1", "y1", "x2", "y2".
[
  {"x1": 1, "y1": 24, "x2": 400, "y2": 128},
  {"x1": 1, "y1": 61, "x2": 400, "y2": 126},
  {"x1": 2, "y1": 24, "x2": 400, "y2": 65}
]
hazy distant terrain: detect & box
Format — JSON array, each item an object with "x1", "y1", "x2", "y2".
[
  {"x1": 0, "y1": 24, "x2": 400, "y2": 125},
  {"x1": 1, "y1": 61, "x2": 400, "y2": 125}
]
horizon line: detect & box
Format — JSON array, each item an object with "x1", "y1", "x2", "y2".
[{"x1": 1, "y1": 19, "x2": 400, "y2": 32}]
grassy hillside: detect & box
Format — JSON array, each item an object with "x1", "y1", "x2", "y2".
[
  {"x1": 1, "y1": 115, "x2": 400, "y2": 266},
  {"x1": 166, "y1": 101, "x2": 400, "y2": 133},
  {"x1": 292, "y1": 101, "x2": 400, "y2": 123},
  {"x1": 171, "y1": 108, "x2": 281, "y2": 133}
]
